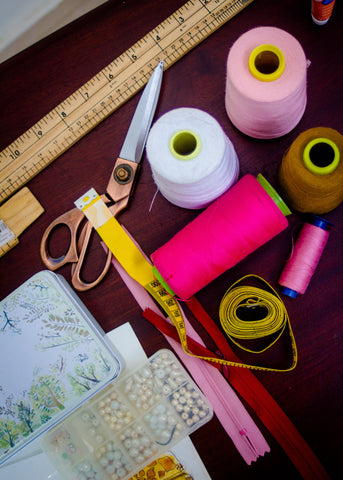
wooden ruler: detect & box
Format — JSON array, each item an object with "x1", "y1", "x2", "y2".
[
  {"x1": 0, "y1": 187, "x2": 44, "y2": 256},
  {"x1": 0, "y1": 0, "x2": 254, "y2": 204}
]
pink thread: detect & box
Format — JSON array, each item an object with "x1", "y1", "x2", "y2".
[
  {"x1": 279, "y1": 222, "x2": 330, "y2": 296},
  {"x1": 225, "y1": 27, "x2": 308, "y2": 139},
  {"x1": 151, "y1": 175, "x2": 288, "y2": 299}
]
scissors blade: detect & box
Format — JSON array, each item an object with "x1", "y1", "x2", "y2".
[{"x1": 119, "y1": 61, "x2": 163, "y2": 163}]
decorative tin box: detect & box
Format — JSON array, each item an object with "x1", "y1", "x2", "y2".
[{"x1": 0, "y1": 270, "x2": 122, "y2": 465}]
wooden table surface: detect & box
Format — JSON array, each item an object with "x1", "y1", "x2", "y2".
[{"x1": 0, "y1": 1, "x2": 342, "y2": 478}]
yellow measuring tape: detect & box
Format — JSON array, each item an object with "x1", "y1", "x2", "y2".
[
  {"x1": 75, "y1": 188, "x2": 296, "y2": 372},
  {"x1": 0, "y1": 0, "x2": 254, "y2": 204},
  {"x1": 219, "y1": 275, "x2": 297, "y2": 360}
]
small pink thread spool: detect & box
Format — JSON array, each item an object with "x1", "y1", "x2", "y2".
[
  {"x1": 151, "y1": 174, "x2": 291, "y2": 300},
  {"x1": 279, "y1": 216, "x2": 332, "y2": 298}
]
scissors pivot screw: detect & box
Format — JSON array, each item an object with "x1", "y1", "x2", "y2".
[{"x1": 114, "y1": 164, "x2": 133, "y2": 184}]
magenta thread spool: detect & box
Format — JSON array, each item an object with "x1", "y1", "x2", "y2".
[
  {"x1": 279, "y1": 216, "x2": 332, "y2": 298},
  {"x1": 151, "y1": 174, "x2": 291, "y2": 300}
]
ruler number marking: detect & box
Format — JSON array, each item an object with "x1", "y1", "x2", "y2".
[{"x1": 0, "y1": 0, "x2": 253, "y2": 201}]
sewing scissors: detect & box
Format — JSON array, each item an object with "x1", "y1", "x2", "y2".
[{"x1": 40, "y1": 61, "x2": 163, "y2": 291}]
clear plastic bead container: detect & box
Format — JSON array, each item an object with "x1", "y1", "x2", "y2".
[{"x1": 41, "y1": 349, "x2": 213, "y2": 480}]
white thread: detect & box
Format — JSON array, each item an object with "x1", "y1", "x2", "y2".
[
  {"x1": 149, "y1": 186, "x2": 159, "y2": 212},
  {"x1": 146, "y1": 108, "x2": 239, "y2": 209}
]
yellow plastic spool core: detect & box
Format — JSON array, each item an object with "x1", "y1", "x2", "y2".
[
  {"x1": 169, "y1": 130, "x2": 201, "y2": 160},
  {"x1": 303, "y1": 137, "x2": 340, "y2": 175},
  {"x1": 249, "y1": 44, "x2": 285, "y2": 82}
]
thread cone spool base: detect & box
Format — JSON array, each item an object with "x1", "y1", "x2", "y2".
[
  {"x1": 256, "y1": 174, "x2": 291, "y2": 216},
  {"x1": 278, "y1": 127, "x2": 343, "y2": 214},
  {"x1": 146, "y1": 108, "x2": 239, "y2": 209},
  {"x1": 225, "y1": 27, "x2": 307, "y2": 139}
]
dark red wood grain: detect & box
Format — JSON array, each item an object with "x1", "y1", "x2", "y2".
[{"x1": 0, "y1": 1, "x2": 342, "y2": 478}]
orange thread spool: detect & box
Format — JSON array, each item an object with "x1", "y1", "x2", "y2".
[{"x1": 278, "y1": 127, "x2": 343, "y2": 214}]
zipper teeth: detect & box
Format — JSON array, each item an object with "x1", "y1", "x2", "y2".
[
  {"x1": 199, "y1": 361, "x2": 260, "y2": 459},
  {"x1": 175, "y1": 301, "x2": 263, "y2": 460},
  {"x1": 239, "y1": 375, "x2": 321, "y2": 476}
]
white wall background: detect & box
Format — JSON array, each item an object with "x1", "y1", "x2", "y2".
[{"x1": 0, "y1": 0, "x2": 107, "y2": 62}]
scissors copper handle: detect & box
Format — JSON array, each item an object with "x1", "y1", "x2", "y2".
[
  {"x1": 40, "y1": 174, "x2": 135, "y2": 291},
  {"x1": 40, "y1": 207, "x2": 85, "y2": 270},
  {"x1": 69, "y1": 219, "x2": 112, "y2": 291},
  {"x1": 40, "y1": 214, "x2": 113, "y2": 291},
  {"x1": 69, "y1": 194, "x2": 132, "y2": 291}
]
